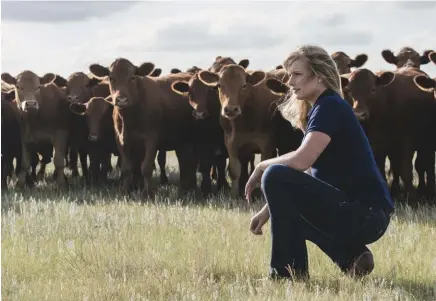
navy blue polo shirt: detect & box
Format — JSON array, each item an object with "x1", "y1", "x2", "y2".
[{"x1": 305, "y1": 89, "x2": 394, "y2": 210}]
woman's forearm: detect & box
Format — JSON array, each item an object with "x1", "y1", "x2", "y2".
[{"x1": 258, "y1": 151, "x2": 308, "y2": 172}]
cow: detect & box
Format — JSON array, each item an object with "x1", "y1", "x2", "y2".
[
  {"x1": 171, "y1": 72, "x2": 229, "y2": 196},
  {"x1": 1, "y1": 71, "x2": 70, "y2": 188},
  {"x1": 331, "y1": 51, "x2": 368, "y2": 75},
  {"x1": 381, "y1": 47, "x2": 434, "y2": 69},
  {"x1": 195, "y1": 64, "x2": 283, "y2": 197},
  {"x1": 89, "y1": 58, "x2": 197, "y2": 197},
  {"x1": 341, "y1": 67, "x2": 435, "y2": 201}
]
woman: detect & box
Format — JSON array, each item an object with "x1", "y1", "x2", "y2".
[{"x1": 245, "y1": 45, "x2": 394, "y2": 281}]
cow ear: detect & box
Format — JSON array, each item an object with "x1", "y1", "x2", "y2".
[
  {"x1": 53, "y1": 75, "x2": 67, "y2": 87},
  {"x1": 340, "y1": 75, "x2": 350, "y2": 89},
  {"x1": 1, "y1": 73, "x2": 16, "y2": 85},
  {"x1": 171, "y1": 81, "x2": 190, "y2": 96},
  {"x1": 149, "y1": 68, "x2": 162, "y2": 77},
  {"x1": 376, "y1": 71, "x2": 395, "y2": 87},
  {"x1": 238, "y1": 59, "x2": 250, "y2": 69},
  {"x1": 136, "y1": 62, "x2": 155, "y2": 76},
  {"x1": 246, "y1": 70, "x2": 266, "y2": 86},
  {"x1": 381, "y1": 49, "x2": 398, "y2": 65},
  {"x1": 40, "y1": 73, "x2": 56, "y2": 85},
  {"x1": 90, "y1": 64, "x2": 110, "y2": 79},
  {"x1": 350, "y1": 54, "x2": 368, "y2": 68},
  {"x1": 87, "y1": 77, "x2": 101, "y2": 87},
  {"x1": 266, "y1": 78, "x2": 289, "y2": 96},
  {"x1": 198, "y1": 70, "x2": 219, "y2": 87},
  {"x1": 69, "y1": 102, "x2": 87, "y2": 115},
  {"x1": 171, "y1": 68, "x2": 182, "y2": 74},
  {"x1": 429, "y1": 51, "x2": 436, "y2": 64},
  {"x1": 215, "y1": 56, "x2": 222, "y2": 61},
  {"x1": 420, "y1": 49, "x2": 434, "y2": 65},
  {"x1": 413, "y1": 75, "x2": 436, "y2": 92},
  {"x1": 276, "y1": 65, "x2": 284, "y2": 70}
]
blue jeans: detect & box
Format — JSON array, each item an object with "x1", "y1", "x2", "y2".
[{"x1": 261, "y1": 164, "x2": 392, "y2": 278}]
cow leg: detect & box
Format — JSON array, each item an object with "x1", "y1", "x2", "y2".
[
  {"x1": 116, "y1": 156, "x2": 122, "y2": 170},
  {"x1": 141, "y1": 139, "x2": 159, "y2": 198},
  {"x1": 175, "y1": 144, "x2": 197, "y2": 194},
  {"x1": 69, "y1": 147, "x2": 79, "y2": 178},
  {"x1": 100, "y1": 151, "x2": 111, "y2": 184},
  {"x1": 157, "y1": 150, "x2": 168, "y2": 185},
  {"x1": 228, "y1": 150, "x2": 242, "y2": 198},
  {"x1": 88, "y1": 146, "x2": 100, "y2": 185},
  {"x1": 416, "y1": 148, "x2": 435, "y2": 199},
  {"x1": 197, "y1": 146, "x2": 213, "y2": 198},
  {"x1": 53, "y1": 131, "x2": 68, "y2": 188},
  {"x1": 399, "y1": 145, "x2": 416, "y2": 203},
  {"x1": 79, "y1": 148, "x2": 89, "y2": 184},
  {"x1": 216, "y1": 152, "x2": 229, "y2": 192},
  {"x1": 16, "y1": 142, "x2": 32, "y2": 189},
  {"x1": 37, "y1": 144, "x2": 53, "y2": 181},
  {"x1": 118, "y1": 144, "x2": 134, "y2": 193},
  {"x1": 2, "y1": 155, "x2": 8, "y2": 190},
  {"x1": 415, "y1": 149, "x2": 427, "y2": 198},
  {"x1": 30, "y1": 150, "x2": 39, "y2": 181},
  {"x1": 388, "y1": 150, "x2": 402, "y2": 200}
]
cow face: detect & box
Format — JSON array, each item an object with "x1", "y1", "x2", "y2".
[
  {"x1": 89, "y1": 58, "x2": 155, "y2": 107},
  {"x1": 172, "y1": 74, "x2": 218, "y2": 120},
  {"x1": 413, "y1": 75, "x2": 436, "y2": 99},
  {"x1": 198, "y1": 65, "x2": 266, "y2": 120},
  {"x1": 64, "y1": 72, "x2": 100, "y2": 104},
  {"x1": 341, "y1": 69, "x2": 395, "y2": 121},
  {"x1": 381, "y1": 47, "x2": 433, "y2": 69},
  {"x1": 1, "y1": 71, "x2": 56, "y2": 112},
  {"x1": 208, "y1": 56, "x2": 250, "y2": 73},
  {"x1": 69, "y1": 96, "x2": 112, "y2": 141},
  {"x1": 331, "y1": 51, "x2": 368, "y2": 74}
]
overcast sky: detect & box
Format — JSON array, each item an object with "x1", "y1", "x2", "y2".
[{"x1": 1, "y1": 1, "x2": 435, "y2": 77}]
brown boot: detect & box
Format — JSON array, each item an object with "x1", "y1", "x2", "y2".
[{"x1": 346, "y1": 251, "x2": 374, "y2": 278}]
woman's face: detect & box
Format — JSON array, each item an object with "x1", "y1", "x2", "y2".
[{"x1": 286, "y1": 58, "x2": 320, "y2": 102}]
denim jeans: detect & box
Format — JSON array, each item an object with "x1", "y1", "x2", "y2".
[{"x1": 261, "y1": 164, "x2": 393, "y2": 278}]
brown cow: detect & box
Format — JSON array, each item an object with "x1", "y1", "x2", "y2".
[
  {"x1": 1, "y1": 70, "x2": 70, "y2": 187},
  {"x1": 171, "y1": 72, "x2": 229, "y2": 196},
  {"x1": 196, "y1": 64, "x2": 280, "y2": 197},
  {"x1": 89, "y1": 58, "x2": 197, "y2": 196},
  {"x1": 341, "y1": 67, "x2": 435, "y2": 201},
  {"x1": 381, "y1": 47, "x2": 434, "y2": 69},
  {"x1": 331, "y1": 51, "x2": 368, "y2": 75}
]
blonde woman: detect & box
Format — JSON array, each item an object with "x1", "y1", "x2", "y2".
[{"x1": 245, "y1": 45, "x2": 394, "y2": 281}]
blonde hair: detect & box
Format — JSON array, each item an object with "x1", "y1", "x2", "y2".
[{"x1": 278, "y1": 44, "x2": 343, "y2": 131}]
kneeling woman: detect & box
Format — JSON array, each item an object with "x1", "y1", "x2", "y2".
[{"x1": 245, "y1": 45, "x2": 394, "y2": 281}]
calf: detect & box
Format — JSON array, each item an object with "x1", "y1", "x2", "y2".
[
  {"x1": 196, "y1": 64, "x2": 280, "y2": 197},
  {"x1": 1, "y1": 71, "x2": 70, "y2": 188},
  {"x1": 89, "y1": 58, "x2": 197, "y2": 196}
]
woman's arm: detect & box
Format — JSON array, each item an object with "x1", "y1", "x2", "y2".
[{"x1": 257, "y1": 131, "x2": 331, "y2": 172}]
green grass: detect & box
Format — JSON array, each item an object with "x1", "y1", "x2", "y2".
[{"x1": 2, "y1": 152, "x2": 436, "y2": 301}]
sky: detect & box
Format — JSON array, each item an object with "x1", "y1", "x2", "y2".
[{"x1": 1, "y1": 0, "x2": 436, "y2": 78}]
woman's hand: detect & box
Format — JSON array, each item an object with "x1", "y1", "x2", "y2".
[
  {"x1": 244, "y1": 163, "x2": 266, "y2": 203},
  {"x1": 250, "y1": 206, "x2": 270, "y2": 235}
]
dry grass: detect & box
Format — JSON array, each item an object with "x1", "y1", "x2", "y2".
[{"x1": 2, "y1": 152, "x2": 436, "y2": 301}]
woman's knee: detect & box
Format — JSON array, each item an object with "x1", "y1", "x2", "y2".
[{"x1": 261, "y1": 164, "x2": 298, "y2": 190}]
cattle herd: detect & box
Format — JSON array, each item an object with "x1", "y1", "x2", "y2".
[{"x1": 1, "y1": 47, "x2": 436, "y2": 204}]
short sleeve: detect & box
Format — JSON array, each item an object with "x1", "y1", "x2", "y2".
[{"x1": 306, "y1": 98, "x2": 339, "y2": 138}]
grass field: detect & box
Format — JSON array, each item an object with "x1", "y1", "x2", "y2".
[{"x1": 2, "y1": 152, "x2": 436, "y2": 301}]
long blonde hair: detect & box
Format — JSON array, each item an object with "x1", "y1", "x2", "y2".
[{"x1": 278, "y1": 44, "x2": 343, "y2": 131}]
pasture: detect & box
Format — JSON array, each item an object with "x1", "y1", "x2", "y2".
[{"x1": 2, "y1": 153, "x2": 436, "y2": 301}]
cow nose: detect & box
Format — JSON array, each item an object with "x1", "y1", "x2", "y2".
[
  {"x1": 22, "y1": 100, "x2": 39, "y2": 111},
  {"x1": 192, "y1": 110, "x2": 206, "y2": 119},
  {"x1": 67, "y1": 95, "x2": 79, "y2": 102},
  {"x1": 223, "y1": 105, "x2": 241, "y2": 117},
  {"x1": 115, "y1": 95, "x2": 128, "y2": 105},
  {"x1": 88, "y1": 133, "x2": 99, "y2": 141},
  {"x1": 404, "y1": 60, "x2": 417, "y2": 68}
]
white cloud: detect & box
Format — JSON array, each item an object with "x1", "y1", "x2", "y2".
[{"x1": 1, "y1": 1, "x2": 435, "y2": 78}]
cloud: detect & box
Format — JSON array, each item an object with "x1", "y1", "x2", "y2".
[
  {"x1": 1, "y1": 1, "x2": 138, "y2": 23},
  {"x1": 395, "y1": 1, "x2": 436, "y2": 10},
  {"x1": 146, "y1": 21, "x2": 285, "y2": 52}
]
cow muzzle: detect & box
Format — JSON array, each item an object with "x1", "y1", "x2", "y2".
[
  {"x1": 88, "y1": 133, "x2": 99, "y2": 141},
  {"x1": 115, "y1": 95, "x2": 129, "y2": 106},
  {"x1": 223, "y1": 105, "x2": 241, "y2": 119},
  {"x1": 21, "y1": 100, "x2": 39, "y2": 111},
  {"x1": 192, "y1": 110, "x2": 206, "y2": 120},
  {"x1": 404, "y1": 60, "x2": 418, "y2": 68}
]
